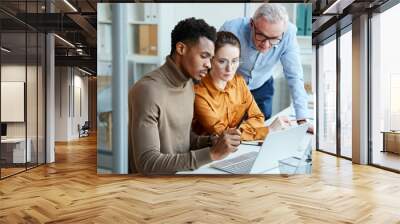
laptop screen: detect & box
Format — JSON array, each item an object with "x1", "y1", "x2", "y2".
[{"x1": 1, "y1": 123, "x2": 7, "y2": 137}]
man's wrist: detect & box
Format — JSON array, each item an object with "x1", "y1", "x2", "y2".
[
  {"x1": 209, "y1": 150, "x2": 216, "y2": 161},
  {"x1": 208, "y1": 134, "x2": 218, "y2": 146},
  {"x1": 297, "y1": 119, "x2": 307, "y2": 124}
]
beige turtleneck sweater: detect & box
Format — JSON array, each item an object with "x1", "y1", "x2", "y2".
[{"x1": 128, "y1": 57, "x2": 212, "y2": 175}]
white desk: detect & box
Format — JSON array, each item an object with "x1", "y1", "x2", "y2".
[
  {"x1": 1, "y1": 138, "x2": 31, "y2": 163},
  {"x1": 178, "y1": 134, "x2": 312, "y2": 175},
  {"x1": 178, "y1": 106, "x2": 314, "y2": 175}
]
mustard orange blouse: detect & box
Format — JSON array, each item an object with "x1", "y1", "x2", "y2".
[{"x1": 193, "y1": 74, "x2": 268, "y2": 141}]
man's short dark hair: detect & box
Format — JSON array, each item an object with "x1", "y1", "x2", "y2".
[{"x1": 170, "y1": 17, "x2": 217, "y2": 55}]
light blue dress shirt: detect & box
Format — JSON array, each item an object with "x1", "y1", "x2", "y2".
[{"x1": 220, "y1": 17, "x2": 309, "y2": 119}]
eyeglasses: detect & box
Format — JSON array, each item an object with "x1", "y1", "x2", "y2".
[
  {"x1": 251, "y1": 20, "x2": 283, "y2": 46},
  {"x1": 214, "y1": 58, "x2": 241, "y2": 69}
]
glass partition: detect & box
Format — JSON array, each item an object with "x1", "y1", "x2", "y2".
[
  {"x1": 339, "y1": 30, "x2": 352, "y2": 158},
  {"x1": 371, "y1": 3, "x2": 400, "y2": 171},
  {"x1": 1, "y1": 30, "x2": 28, "y2": 177},
  {"x1": 0, "y1": 1, "x2": 46, "y2": 179},
  {"x1": 317, "y1": 38, "x2": 337, "y2": 155},
  {"x1": 97, "y1": 3, "x2": 113, "y2": 173}
]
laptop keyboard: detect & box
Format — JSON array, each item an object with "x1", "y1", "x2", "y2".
[{"x1": 210, "y1": 151, "x2": 258, "y2": 174}]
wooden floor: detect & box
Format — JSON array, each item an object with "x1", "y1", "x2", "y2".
[
  {"x1": 1, "y1": 134, "x2": 400, "y2": 223},
  {"x1": 1, "y1": 167, "x2": 26, "y2": 178},
  {"x1": 1, "y1": 163, "x2": 45, "y2": 178},
  {"x1": 372, "y1": 150, "x2": 400, "y2": 171}
]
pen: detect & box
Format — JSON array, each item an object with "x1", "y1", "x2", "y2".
[{"x1": 240, "y1": 141, "x2": 263, "y2": 146}]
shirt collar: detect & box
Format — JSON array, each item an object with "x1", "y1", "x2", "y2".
[
  {"x1": 202, "y1": 73, "x2": 235, "y2": 98},
  {"x1": 161, "y1": 56, "x2": 191, "y2": 87},
  {"x1": 245, "y1": 19, "x2": 257, "y2": 50}
]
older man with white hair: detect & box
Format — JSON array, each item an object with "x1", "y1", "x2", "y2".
[{"x1": 220, "y1": 3, "x2": 313, "y2": 133}]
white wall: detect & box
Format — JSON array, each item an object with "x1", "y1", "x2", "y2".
[
  {"x1": 1, "y1": 64, "x2": 46, "y2": 163},
  {"x1": 55, "y1": 67, "x2": 89, "y2": 141},
  {"x1": 72, "y1": 73, "x2": 89, "y2": 138},
  {"x1": 55, "y1": 66, "x2": 68, "y2": 141},
  {"x1": 1, "y1": 65, "x2": 26, "y2": 82},
  {"x1": 1, "y1": 82, "x2": 25, "y2": 122},
  {"x1": 158, "y1": 3, "x2": 245, "y2": 61},
  {"x1": 158, "y1": 3, "x2": 308, "y2": 59},
  {"x1": 1, "y1": 65, "x2": 30, "y2": 138},
  {"x1": 1, "y1": 65, "x2": 26, "y2": 128},
  {"x1": 169, "y1": 3, "x2": 245, "y2": 29}
]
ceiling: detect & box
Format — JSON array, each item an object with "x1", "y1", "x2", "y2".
[
  {"x1": 1, "y1": 0, "x2": 398, "y2": 74},
  {"x1": 0, "y1": 0, "x2": 97, "y2": 74},
  {"x1": 312, "y1": 0, "x2": 392, "y2": 44}
]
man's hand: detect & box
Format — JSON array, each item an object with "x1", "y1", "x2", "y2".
[
  {"x1": 306, "y1": 124, "x2": 314, "y2": 134},
  {"x1": 297, "y1": 119, "x2": 314, "y2": 134},
  {"x1": 269, "y1": 116, "x2": 294, "y2": 132},
  {"x1": 210, "y1": 134, "x2": 219, "y2": 146},
  {"x1": 209, "y1": 128, "x2": 241, "y2": 161}
]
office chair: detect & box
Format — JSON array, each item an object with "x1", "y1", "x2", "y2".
[{"x1": 79, "y1": 121, "x2": 90, "y2": 138}]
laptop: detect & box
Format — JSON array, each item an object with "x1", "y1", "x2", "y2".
[
  {"x1": 210, "y1": 124, "x2": 309, "y2": 174},
  {"x1": 1, "y1": 123, "x2": 6, "y2": 140}
]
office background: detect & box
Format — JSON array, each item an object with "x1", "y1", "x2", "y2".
[
  {"x1": 314, "y1": 2, "x2": 400, "y2": 172},
  {"x1": 96, "y1": 3, "x2": 313, "y2": 174},
  {"x1": 0, "y1": 0, "x2": 97, "y2": 179},
  {"x1": 1, "y1": 1, "x2": 400, "y2": 222},
  {"x1": 0, "y1": 2, "x2": 46, "y2": 178}
]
